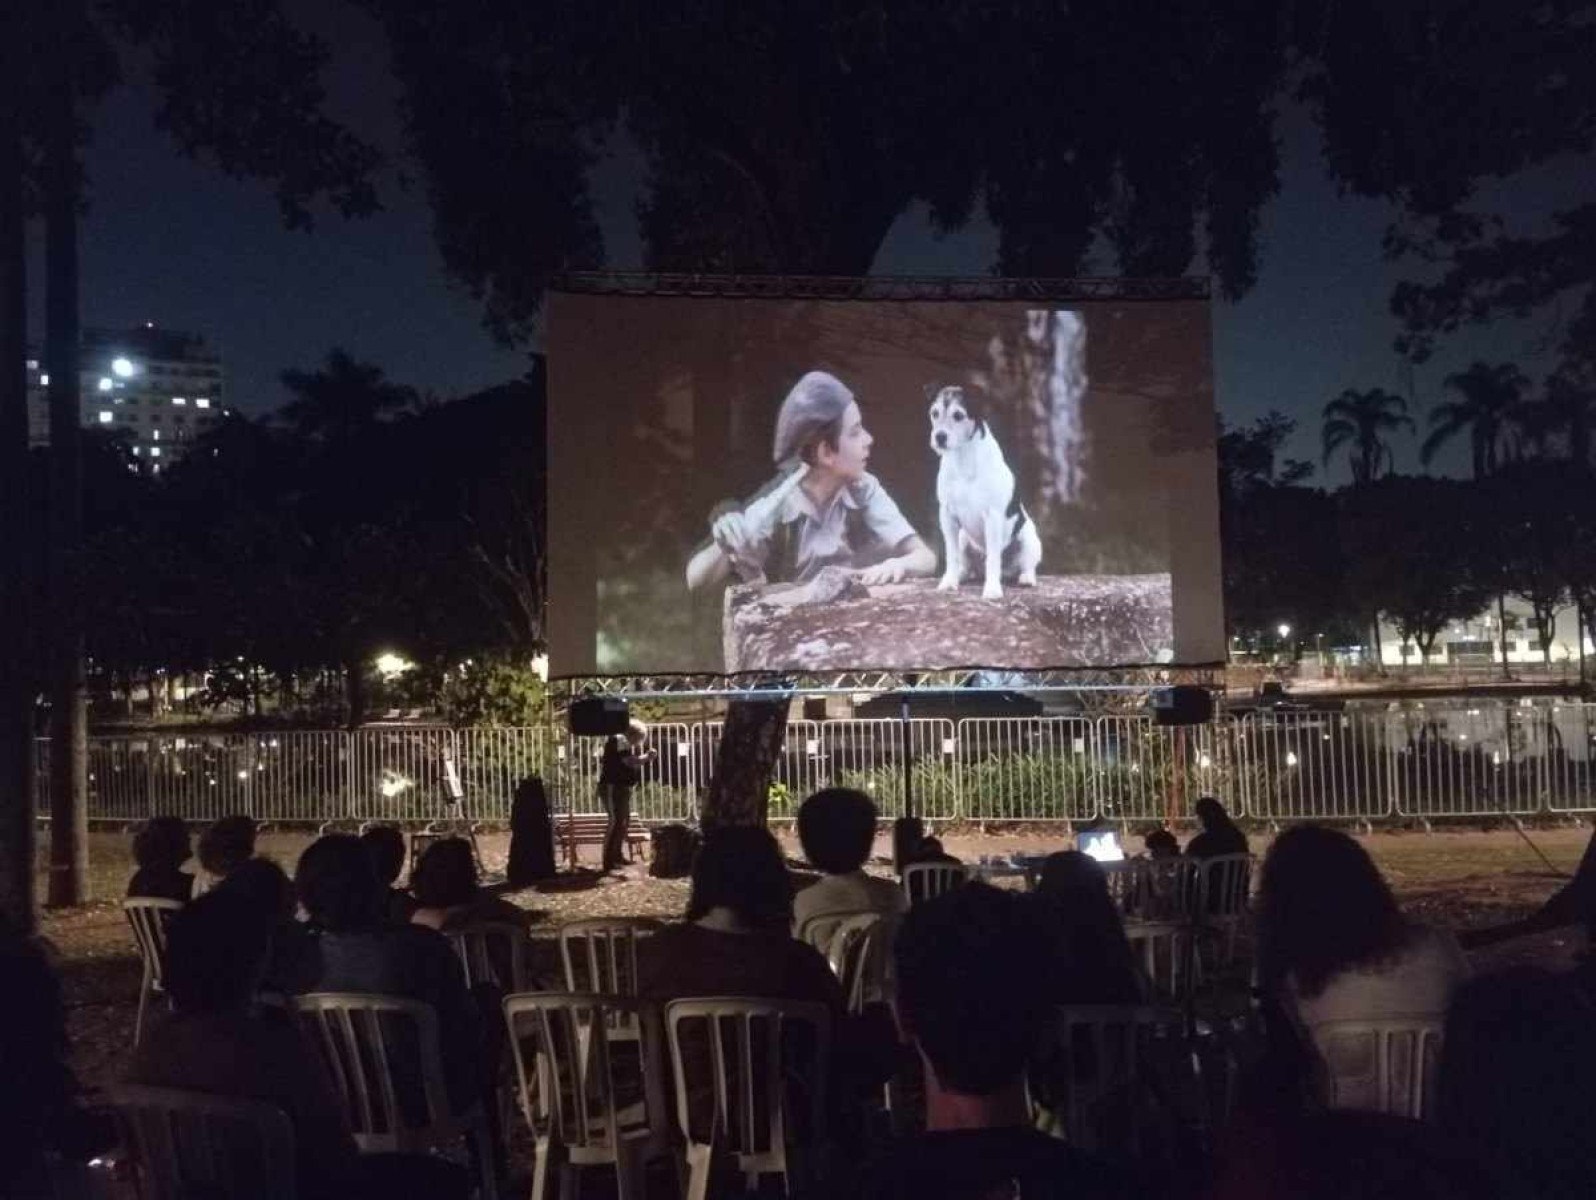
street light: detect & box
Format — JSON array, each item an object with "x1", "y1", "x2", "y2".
[{"x1": 1277, "y1": 623, "x2": 1292, "y2": 640}]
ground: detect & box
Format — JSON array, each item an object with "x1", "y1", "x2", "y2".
[{"x1": 33, "y1": 824, "x2": 1592, "y2": 1095}]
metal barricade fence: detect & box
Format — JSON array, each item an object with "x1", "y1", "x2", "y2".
[
  {"x1": 1546, "y1": 702, "x2": 1596, "y2": 813},
  {"x1": 1236, "y1": 710, "x2": 1393, "y2": 822},
  {"x1": 955, "y1": 717, "x2": 1095, "y2": 822},
  {"x1": 31, "y1": 701, "x2": 1596, "y2": 826}
]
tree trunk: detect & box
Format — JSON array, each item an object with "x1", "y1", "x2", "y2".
[
  {"x1": 1497, "y1": 593, "x2": 1511, "y2": 679},
  {"x1": 345, "y1": 656, "x2": 368, "y2": 728},
  {"x1": 44, "y1": 56, "x2": 89, "y2": 908},
  {"x1": 702, "y1": 699, "x2": 789, "y2": 829},
  {"x1": 0, "y1": 19, "x2": 36, "y2": 931}
]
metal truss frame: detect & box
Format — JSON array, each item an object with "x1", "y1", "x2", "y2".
[
  {"x1": 551, "y1": 665, "x2": 1222, "y2": 701},
  {"x1": 551, "y1": 272, "x2": 1209, "y2": 303}
]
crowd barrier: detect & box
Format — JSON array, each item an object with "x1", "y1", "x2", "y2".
[{"x1": 31, "y1": 701, "x2": 1596, "y2": 826}]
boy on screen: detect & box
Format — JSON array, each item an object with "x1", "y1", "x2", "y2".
[{"x1": 685, "y1": 370, "x2": 935, "y2": 591}]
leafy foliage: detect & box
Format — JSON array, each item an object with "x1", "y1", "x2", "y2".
[{"x1": 1321, "y1": 388, "x2": 1413, "y2": 484}]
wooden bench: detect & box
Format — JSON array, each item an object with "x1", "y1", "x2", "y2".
[{"x1": 561, "y1": 812, "x2": 649, "y2": 869}]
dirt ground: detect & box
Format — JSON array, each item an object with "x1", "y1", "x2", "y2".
[{"x1": 33, "y1": 824, "x2": 1593, "y2": 1095}]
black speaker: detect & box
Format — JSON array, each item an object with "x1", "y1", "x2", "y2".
[
  {"x1": 1149, "y1": 685, "x2": 1214, "y2": 727},
  {"x1": 802, "y1": 697, "x2": 828, "y2": 723},
  {"x1": 569, "y1": 696, "x2": 630, "y2": 736}
]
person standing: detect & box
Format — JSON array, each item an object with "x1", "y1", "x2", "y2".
[{"x1": 599, "y1": 721, "x2": 653, "y2": 873}]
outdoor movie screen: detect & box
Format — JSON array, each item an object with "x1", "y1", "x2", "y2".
[{"x1": 547, "y1": 289, "x2": 1224, "y2": 677}]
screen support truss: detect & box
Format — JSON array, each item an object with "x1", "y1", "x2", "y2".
[{"x1": 553, "y1": 272, "x2": 1210, "y2": 303}]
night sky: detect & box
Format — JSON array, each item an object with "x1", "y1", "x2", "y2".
[{"x1": 24, "y1": 7, "x2": 1594, "y2": 485}]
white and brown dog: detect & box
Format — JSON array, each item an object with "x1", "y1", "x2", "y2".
[{"x1": 928, "y1": 384, "x2": 1043, "y2": 599}]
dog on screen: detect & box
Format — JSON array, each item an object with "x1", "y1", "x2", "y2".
[{"x1": 927, "y1": 384, "x2": 1042, "y2": 600}]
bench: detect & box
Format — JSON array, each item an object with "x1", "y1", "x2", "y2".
[{"x1": 561, "y1": 812, "x2": 649, "y2": 869}]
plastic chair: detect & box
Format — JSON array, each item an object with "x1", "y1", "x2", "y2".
[
  {"x1": 292, "y1": 992, "x2": 499, "y2": 1199},
  {"x1": 1193, "y1": 854, "x2": 1254, "y2": 969},
  {"x1": 123, "y1": 898, "x2": 184, "y2": 1045},
  {"x1": 446, "y1": 920, "x2": 535, "y2": 992},
  {"x1": 110, "y1": 1084, "x2": 296, "y2": 1200},
  {"x1": 560, "y1": 918, "x2": 662, "y2": 1041},
  {"x1": 1310, "y1": 1017, "x2": 1445, "y2": 1118},
  {"x1": 797, "y1": 910, "x2": 899, "y2": 1013},
  {"x1": 504, "y1": 992, "x2": 670, "y2": 1200},
  {"x1": 1124, "y1": 920, "x2": 1200, "y2": 1006},
  {"x1": 664, "y1": 998, "x2": 831, "y2": 1200},
  {"x1": 1033, "y1": 1004, "x2": 1192, "y2": 1155},
  {"x1": 900, "y1": 861, "x2": 968, "y2": 906}
]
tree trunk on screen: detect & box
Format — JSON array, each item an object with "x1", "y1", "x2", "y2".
[
  {"x1": 44, "y1": 58, "x2": 89, "y2": 908},
  {"x1": 1497, "y1": 593, "x2": 1511, "y2": 679},
  {"x1": 702, "y1": 699, "x2": 788, "y2": 829},
  {"x1": 0, "y1": 29, "x2": 36, "y2": 931}
]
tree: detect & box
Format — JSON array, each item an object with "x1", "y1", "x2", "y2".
[
  {"x1": 1320, "y1": 388, "x2": 1412, "y2": 484},
  {"x1": 1340, "y1": 476, "x2": 1494, "y2": 666},
  {"x1": 1218, "y1": 411, "x2": 1314, "y2": 499},
  {"x1": 1295, "y1": 0, "x2": 1596, "y2": 367},
  {"x1": 1517, "y1": 360, "x2": 1596, "y2": 466},
  {"x1": 365, "y1": 1, "x2": 1290, "y2": 342},
  {"x1": 6, "y1": 0, "x2": 380, "y2": 908},
  {"x1": 1420, "y1": 362, "x2": 1527, "y2": 479}
]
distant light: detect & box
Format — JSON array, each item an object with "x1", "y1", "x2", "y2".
[
  {"x1": 144, "y1": 321, "x2": 155, "y2": 329},
  {"x1": 97, "y1": 377, "x2": 113, "y2": 392},
  {"x1": 379, "y1": 773, "x2": 412, "y2": 799},
  {"x1": 236, "y1": 770, "x2": 250, "y2": 781},
  {"x1": 1198, "y1": 753, "x2": 1213, "y2": 770},
  {"x1": 98, "y1": 411, "x2": 113, "y2": 423},
  {"x1": 149, "y1": 447, "x2": 161, "y2": 457},
  {"x1": 172, "y1": 396, "x2": 186, "y2": 405},
  {"x1": 1285, "y1": 751, "x2": 1299, "y2": 767},
  {"x1": 1277, "y1": 623, "x2": 1292, "y2": 639},
  {"x1": 39, "y1": 374, "x2": 48, "y2": 385},
  {"x1": 111, "y1": 357, "x2": 136, "y2": 378},
  {"x1": 131, "y1": 446, "x2": 141, "y2": 456},
  {"x1": 26, "y1": 359, "x2": 37, "y2": 370},
  {"x1": 153, "y1": 430, "x2": 160, "y2": 440},
  {"x1": 374, "y1": 651, "x2": 413, "y2": 679},
  {"x1": 531, "y1": 653, "x2": 548, "y2": 681},
  {"x1": 195, "y1": 397, "x2": 211, "y2": 409}
]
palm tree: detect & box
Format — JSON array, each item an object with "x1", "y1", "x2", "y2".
[
  {"x1": 1321, "y1": 388, "x2": 1414, "y2": 484},
  {"x1": 1421, "y1": 362, "x2": 1528, "y2": 478},
  {"x1": 1515, "y1": 367, "x2": 1595, "y2": 465}
]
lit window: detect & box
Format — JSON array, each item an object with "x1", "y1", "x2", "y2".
[
  {"x1": 26, "y1": 359, "x2": 37, "y2": 370},
  {"x1": 150, "y1": 447, "x2": 161, "y2": 457},
  {"x1": 98, "y1": 411, "x2": 113, "y2": 423},
  {"x1": 97, "y1": 377, "x2": 112, "y2": 392},
  {"x1": 195, "y1": 398, "x2": 210, "y2": 409},
  {"x1": 132, "y1": 446, "x2": 141, "y2": 456},
  {"x1": 39, "y1": 374, "x2": 48, "y2": 385},
  {"x1": 153, "y1": 430, "x2": 160, "y2": 441},
  {"x1": 151, "y1": 463, "x2": 160, "y2": 474},
  {"x1": 111, "y1": 357, "x2": 136, "y2": 378},
  {"x1": 172, "y1": 396, "x2": 186, "y2": 405}
]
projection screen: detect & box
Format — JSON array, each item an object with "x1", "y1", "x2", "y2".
[{"x1": 548, "y1": 287, "x2": 1223, "y2": 677}]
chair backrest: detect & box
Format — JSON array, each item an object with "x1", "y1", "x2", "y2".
[
  {"x1": 445, "y1": 920, "x2": 533, "y2": 992},
  {"x1": 1197, "y1": 854, "x2": 1253, "y2": 919},
  {"x1": 110, "y1": 1084, "x2": 296, "y2": 1200},
  {"x1": 664, "y1": 998, "x2": 830, "y2": 1172},
  {"x1": 291, "y1": 992, "x2": 454, "y2": 1152},
  {"x1": 503, "y1": 991, "x2": 666, "y2": 1157},
  {"x1": 1037, "y1": 1004, "x2": 1190, "y2": 1154},
  {"x1": 797, "y1": 910, "x2": 899, "y2": 1013},
  {"x1": 1123, "y1": 920, "x2": 1198, "y2": 1005},
  {"x1": 1311, "y1": 1017, "x2": 1445, "y2": 1119},
  {"x1": 123, "y1": 898, "x2": 184, "y2": 988},
  {"x1": 901, "y1": 861, "x2": 968, "y2": 906},
  {"x1": 560, "y1": 918, "x2": 662, "y2": 994}
]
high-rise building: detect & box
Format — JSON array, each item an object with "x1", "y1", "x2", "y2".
[{"x1": 26, "y1": 324, "x2": 227, "y2": 472}]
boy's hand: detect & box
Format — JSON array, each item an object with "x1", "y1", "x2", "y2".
[
  {"x1": 855, "y1": 557, "x2": 910, "y2": 585},
  {"x1": 712, "y1": 512, "x2": 765, "y2": 581}
]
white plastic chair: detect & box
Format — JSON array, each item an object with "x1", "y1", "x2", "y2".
[
  {"x1": 1033, "y1": 1004, "x2": 1191, "y2": 1154},
  {"x1": 110, "y1": 1084, "x2": 296, "y2": 1200},
  {"x1": 797, "y1": 910, "x2": 899, "y2": 1013},
  {"x1": 292, "y1": 992, "x2": 499, "y2": 1199},
  {"x1": 504, "y1": 992, "x2": 670, "y2": 1200},
  {"x1": 123, "y1": 898, "x2": 184, "y2": 1045},
  {"x1": 446, "y1": 920, "x2": 535, "y2": 992},
  {"x1": 664, "y1": 998, "x2": 831, "y2": 1200},
  {"x1": 901, "y1": 861, "x2": 968, "y2": 906},
  {"x1": 560, "y1": 918, "x2": 662, "y2": 1041},
  {"x1": 1310, "y1": 1017, "x2": 1445, "y2": 1118},
  {"x1": 1195, "y1": 853, "x2": 1254, "y2": 967},
  {"x1": 1124, "y1": 920, "x2": 1200, "y2": 1006}
]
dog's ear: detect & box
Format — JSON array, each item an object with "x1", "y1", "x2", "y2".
[
  {"x1": 960, "y1": 382, "x2": 989, "y2": 436},
  {"x1": 924, "y1": 383, "x2": 944, "y2": 405}
]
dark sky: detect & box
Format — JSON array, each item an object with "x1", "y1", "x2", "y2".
[{"x1": 26, "y1": 7, "x2": 1592, "y2": 485}]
